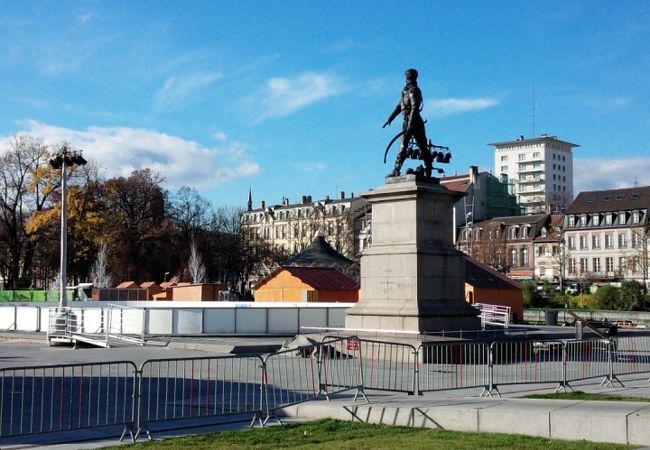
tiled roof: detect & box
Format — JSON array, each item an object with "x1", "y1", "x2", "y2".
[
  {"x1": 256, "y1": 266, "x2": 359, "y2": 291},
  {"x1": 464, "y1": 255, "x2": 521, "y2": 290},
  {"x1": 534, "y1": 214, "x2": 564, "y2": 243},
  {"x1": 566, "y1": 186, "x2": 650, "y2": 215}
]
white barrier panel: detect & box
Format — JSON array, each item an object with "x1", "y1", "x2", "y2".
[
  {"x1": 203, "y1": 308, "x2": 235, "y2": 333},
  {"x1": 174, "y1": 309, "x2": 202, "y2": 334},
  {"x1": 16, "y1": 307, "x2": 39, "y2": 332},
  {"x1": 0, "y1": 306, "x2": 16, "y2": 330},
  {"x1": 147, "y1": 309, "x2": 173, "y2": 334},
  {"x1": 2, "y1": 301, "x2": 353, "y2": 336},
  {"x1": 235, "y1": 308, "x2": 266, "y2": 333},
  {"x1": 268, "y1": 308, "x2": 298, "y2": 333},
  {"x1": 301, "y1": 308, "x2": 328, "y2": 329}
]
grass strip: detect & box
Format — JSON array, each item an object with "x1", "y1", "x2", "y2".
[
  {"x1": 524, "y1": 391, "x2": 650, "y2": 402},
  {"x1": 112, "y1": 418, "x2": 636, "y2": 449}
]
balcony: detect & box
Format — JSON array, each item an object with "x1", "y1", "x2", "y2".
[{"x1": 518, "y1": 177, "x2": 545, "y2": 184}]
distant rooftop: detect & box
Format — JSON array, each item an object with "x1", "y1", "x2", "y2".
[
  {"x1": 566, "y1": 185, "x2": 650, "y2": 215},
  {"x1": 488, "y1": 134, "x2": 579, "y2": 148}
]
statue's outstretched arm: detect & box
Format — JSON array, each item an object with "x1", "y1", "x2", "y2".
[{"x1": 383, "y1": 103, "x2": 401, "y2": 128}]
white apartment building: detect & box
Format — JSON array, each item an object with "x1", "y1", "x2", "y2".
[{"x1": 490, "y1": 135, "x2": 578, "y2": 214}]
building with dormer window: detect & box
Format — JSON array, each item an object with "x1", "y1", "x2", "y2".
[{"x1": 562, "y1": 186, "x2": 650, "y2": 285}]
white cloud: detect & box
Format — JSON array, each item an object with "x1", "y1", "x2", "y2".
[
  {"x1": 255, "y1": 72, "x2": 345, "y2": 121},
  {"x1": 5, "y1": 120, "x2": 259, "y2": 189},
  {"x1": 425, "y1": 97, "x2": 499, "y2": 118},
  {"x1": 155, "y1": 72, "x2": 221, "y2": 111},
  {"x1": 574, "y1": 156, "x2": 650, "y2": 193}
]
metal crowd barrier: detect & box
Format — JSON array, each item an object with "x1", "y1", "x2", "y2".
[
  {"x1": 136, "y1": 355, "x2": 264, "y2": 439},
  {"x1": 612, "y1": 335, "x2": 650, "y2": 379},
  {"x1": 5, "y1": 335, "x2": 650, "y2": 443},
  {"x1": 351, "y1": 338, "x2": 417, "y2": 394},
  {"x1": 262, "y1": 336, "x2": 366, "y2": 424},
  {"x1": 418, "y1": 342, "x2": 489, "y2": 394},
  {"x1": 0, "y1": 361, "x2": 137, "y2": 439}
]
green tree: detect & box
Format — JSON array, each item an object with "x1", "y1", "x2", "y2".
[
  {"x1": 619, "y1": 280, "x2": 646, "y2": 311},
  {"x1": 593, "y1": 285, "x2": 620, "y2": 310}
]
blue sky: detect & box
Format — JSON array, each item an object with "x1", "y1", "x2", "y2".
[{"x1": 1, "y1": 1, "x2": 649, "y2": 208}]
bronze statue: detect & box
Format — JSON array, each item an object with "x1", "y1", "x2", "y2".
[{"x1": 383, "y1": 68, "x2": 432, "y2": 178}]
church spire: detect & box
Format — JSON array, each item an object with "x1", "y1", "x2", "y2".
[{"x1": 247, "y1": 187, "x2": 253, "y2": 211}]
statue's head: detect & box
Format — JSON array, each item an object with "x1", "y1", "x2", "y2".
[{"x1": 405, "y1": 68, "x2": 418, "y2": 82}]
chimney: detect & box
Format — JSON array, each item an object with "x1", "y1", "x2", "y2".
[
  {"x1": 283, "y1": 197, "x2": 289, "y2": 206},
  {"x1": 469, "y1": 165, "x2": 478, "y2": 184},
  {"x1": 260, "y1": 200, "x2": 265, "y2": 209},
  {"x1": 307, "y1": 195, "x2": 312, "y2": 203},
  {"x1": 301, "y1": 195, "x2": 307, "y2": 204},
  {"x1": 340, "y1": 191, "x2": 345, "y2": 200}
]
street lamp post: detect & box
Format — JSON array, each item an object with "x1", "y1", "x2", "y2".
[{"x1": 49, "y1": 146, "x2": 87, "y2": 308}]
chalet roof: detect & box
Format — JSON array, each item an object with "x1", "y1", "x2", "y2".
[
  {"x1": 116, "y1": 281, "x2": 139, "y2": 289},
  {"x1": 282, "y1": 234, "x2": 356, "y2": 269},
  {"x1": 255, "y1": 266, "x2": 359, "y2": 291},
  {"x1": 464, "y1": 255, "x2": 522, "y2": 290},
  {"x1": 565, "y1": 186, "x2": 650, "y2": 215}
]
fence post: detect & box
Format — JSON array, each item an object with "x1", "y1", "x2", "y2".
[
  {"x1": 414, "y1": 345, "x2": 421, "y2": 396},
  {"x1": 141, "y1": 308, "x2": 146, "y2": 345},
  {"x1": 601, "y1": 338, "x2": 623, "y2": 388}
]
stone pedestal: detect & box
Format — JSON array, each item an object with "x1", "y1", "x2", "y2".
[{"x1": 345, "y1": 175, "x2": 480, "y2": 333}]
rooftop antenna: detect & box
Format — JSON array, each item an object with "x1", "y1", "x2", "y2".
[
  {"x1": 531, "y1": 84, "x2": 536, "y2": 137},
  {"x1": 634, "y1": 176, "x2": 638, "y2": 187}
]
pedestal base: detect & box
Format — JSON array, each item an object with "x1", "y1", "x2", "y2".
[{"x1": 345, "y1": 175, "x2": 480, "y2": 334}]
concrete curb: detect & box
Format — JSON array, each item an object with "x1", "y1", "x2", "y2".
[{"x1": 278, "y1": 396, "x2": 650, "y2": 446}]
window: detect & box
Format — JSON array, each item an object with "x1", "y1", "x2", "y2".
[
  {"x1": 518, "y1": 154, "x2": 526, "y2": 161},
  {"x1": 510, "y1": 227, "x2": 518, "y2": 239},
  {"x1": 510, "y1": 249, "x2": 517, "y2": 267},
  {"x1": 533, "y1": 162, "x2": 541, "y2": 169},
  {"x1": 579, "y1": 235, "x2": 588, "y2": 249},
  {"x1": 619, "y1": 257, "x2": 627, "y2": 273},
  {"x1": 592, "y1": 258, "x2": 601, "y2": 273},
  {"x1": 631, "y1": 193, "x2": 641, "y2": 200},
  {"x1": 579, "y1": 215, "x2": 587, "y2": 227},
  {"x1": 533, "y1": 152, "x2": 540, "y2": 158},
  {"x1": 615, "y1": 194, "x2": 625, "y2": 200},
  {"x1": 605, "y1": 214, "x2": 613, "y2": 225},
  {"x1": 568, "y1": 236, "x2": 576, "y2": 249},
  {"x1": 568, "y1": 216, "x2": 575, "y2": 227},
  {"x1": 618, "y1": 233, "x2": 627, "y2": 248},
  {"x1": 632, "y1": 211, "x2": 640, "y2": 223},
  {"x1": 568, "y1": 258, "x2": 576, "y2": 274},
  {"x1": 501, "y1": 155, "x2": 508, "y2": 162},
  {"x1": 579, "y1": 258, "x2": 588, "y2": 274},
  {"x1": 592, "y1": 235, "x2": 600, "y2": 249},
  {"x1": 605, "y1": 234, "x2": 613, "y2": 248},
  {"x1": 606, "y1": 257, "x2": 614, "y2": 273},
  {"x1": 632, "y1": 233, "x2": 641, "y2": 248},
  {"x1": 544, "y1": 245, "x2": 551, "y2": 257},
  {"x1": 592, "y1": 214, "x2": 600, "y2": 226},
  {"x1": 619, "y1": 212, "x2": 627, "y2": 225},
  {"x1": 521, "y1": 227, "x2": 529, "y2": 239},
  {"x1": 521, "y1": 248, "x2": 529, "y2": 267},
  {"x1": 500, "y1": 165, "x2": 508, "y2": 173},
  {"x1": 553, "y1": 154, "x2": 556, "y2": 160}
]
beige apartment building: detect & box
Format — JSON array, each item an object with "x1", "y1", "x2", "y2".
[
  {"x1": 563, "y1": 186, "x2": 650, "y2": 286},
  {"x1": 240, "y1": 191, "x2": 368, "y2": 259}
]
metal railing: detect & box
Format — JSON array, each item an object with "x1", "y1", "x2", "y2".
[
  {"x1": 475, "y1": 303, "x2": 511, "y2": 328},
  {"x1": 46, "y1": 306, "x2": 145, "y2": 347},
  {"x1": 5, "y1": 334, "x2": 650, "y2": 443},
  {"x1": 136, "y1": 355, "x2": 264, "y2": 439},
  {"x1": 0, "y1": 361, "x2": 138, "y2": 439}
]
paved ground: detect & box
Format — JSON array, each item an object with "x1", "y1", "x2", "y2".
[{"x1": 2, "y1": 332, "x2": 650, "y2": 449}]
